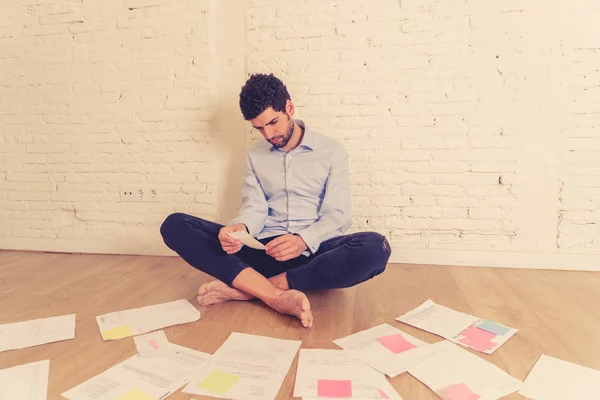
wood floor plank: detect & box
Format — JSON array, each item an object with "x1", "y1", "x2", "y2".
[
  {"x1": 2, "y1": 251, "x2": 600, "y2": 399},
  {"x1": 499, "y1": 268, "x2": 600, "y2": 370}
]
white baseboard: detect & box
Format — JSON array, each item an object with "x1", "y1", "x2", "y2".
[{"x1": 2, "y1": 238, "x2": 600, "y2": 272}]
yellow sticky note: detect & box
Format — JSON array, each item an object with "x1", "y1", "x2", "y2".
[
  {"x1": 116, "y1": 389, "x2": 156, "y2": 400},
  {"x1": 197, "y1": 369, "x2": 240, "y2": 394},
  {"x1": 102, "y1": 325, "x2": 134, "y2": 340}
]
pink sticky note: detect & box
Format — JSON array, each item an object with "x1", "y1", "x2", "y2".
[
  {"x1": 378, "y1": 334, "x2": 416, "y2": 354},
  {"x1": 459, "y1": 337, "x2": 495, "y2": 352},
  {"x1": 317, "y1": 379, "x2": 352, "y2": 398},
  {"x1": 461, "y1": 326, "x2": 497, "y2": 342},
  {"x1": 378, "y1": 389, "x2": 390, "y2": 399},
  {"x1": 149, "y1": 339, "x2": 159, "y2": 350},
  {"x1": 445, "y1": 383, "x2": 480, "y2": 400}
]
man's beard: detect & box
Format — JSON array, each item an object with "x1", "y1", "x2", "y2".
[{"x1": 270, "y1": 114, "x2": 294, "y2": 148}]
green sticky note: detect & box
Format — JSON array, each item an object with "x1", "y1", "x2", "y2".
[
  {"x1": 197, "y1": 369, "x2": 240, "y2": 395},
  {"x1": 477, "y1": 320, "x2": 511, "y2": 335}
]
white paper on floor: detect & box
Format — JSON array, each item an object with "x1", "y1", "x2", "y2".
[
  {"x1": 183, "y1": 332, "x2": 301, "y2": 400},
  {"x1": 294, "y1": 348, "x2": 403, "y2": 400},
  {"x1": 406, "y1": 341, "x2": 522, "y2": 400},
  {"x1": 0, "y1": 314, "x2": 76, "y2": 353},
  {"x1": 518, "y1": 354, "x2": 600, "y2": 400},
  {"x1": 396, "y1": 299, "x2": 518, "y2": 354},
  {"x1": 95, "y1": 299, "x2": 200, "y2": 340},
  {"x1": 61, "y1": 344, "x2": 210, "y2": 400},
  {"x1": 333, "y1": 323, "x2": 430, "y2": 378},
  {"x1": 0, "y1": 360, "x2": 49, "y2": 400}
]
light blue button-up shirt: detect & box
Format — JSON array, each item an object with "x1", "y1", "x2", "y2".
[{"x1": 229, "y1": 119, "x2": 352, "y2": 255}]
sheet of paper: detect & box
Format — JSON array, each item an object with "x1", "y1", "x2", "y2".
[
  {"x1": 183, "y1": 332, "x2": 301, "y2": 400},
  {"x1": 227, "y1": 231, "x2": 265, "y2": 250},
  {"x1": 333, "y1": 323, "x2": 429, "y2": 377},
  {"x1": 293, "y1": 349, "x2": 403, "y2": 400},
  {"x1": 61, "y1": 344, "x2": 210, "y2": 400},
  {"x1": 407, "y1": 341, "x2": 522, "y2": 400},
  {"x1": 133, "y1": 330, "x2": 177, "y2": 356},
  {"x1": 96, "y1": 299, "x2": 200, "y2": 340},
  {"x1": 518, "y1": 354, "x2": 600, "y2": 399},
  {"x1": 395, "y1": 300, "x2": 518, "y2": 354},
  {"x1": 0, "y1": 360, "x2": 49, "y2": 400},
  {"x1": 0, "y1": 314, "x2": 76, "y2": 353}
]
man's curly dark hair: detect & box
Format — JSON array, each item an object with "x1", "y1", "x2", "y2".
[{"x1": 239, "y1": 73, "x2": 291, "y2": 120}]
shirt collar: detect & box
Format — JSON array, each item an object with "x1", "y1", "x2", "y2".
[{"x1": 270, "y1": 119, "x2": 315, "y2": 152}]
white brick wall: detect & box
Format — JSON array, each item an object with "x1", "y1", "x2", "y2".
[
  {"x1": 1, "y1": 0, "x2": 599, "y2": 262},
  {"x1": 0, "y1": 0, "x2": 219, "y2": 245}
]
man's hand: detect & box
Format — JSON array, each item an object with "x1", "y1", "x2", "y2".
[
  {"x1": 218, "y1": 223, "x2": 247, "y2": 254},
  {"x1": 265, "y1": 234, "x2": 308, "y2": 262}
]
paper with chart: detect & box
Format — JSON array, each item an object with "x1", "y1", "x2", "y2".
[
  {"x1": 183, "y1": 332, "x2": 300, "y2": 400},
  {"x1": 0, "y1": 360, "x2": 49, "y2": 400},
  {"x1": 395, "y1": 300, "x2": 518, "y2": 354},
  {"x1": 294, "y1": 349, "x2": 403, "y2": 400},
  {"x1": 333, "y1": 323, "x2": 429, "y2": 378},
  {"x1": 96, "y1": 299, "x2": 200, "y2": 340},
  {"x1": 61, "y1": 344, "x2": 210, "y2": 400},
  {"x1": 407, "y1": 341, "x2": 522, "y2": 400},
  {"x1": 227, "y1": 230, "x2": 265, "y2": 250},
  {"x1": 518, "y1": 354, "x2": 600, "y2": 399},
  {"x1": 0, "y1": 314, "x2": 76, "y2": 352},
  {"x1": 134, "y1": 330, "x2": 177, "y2": 356}
]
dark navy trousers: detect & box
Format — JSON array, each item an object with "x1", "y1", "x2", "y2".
[{"x1": 160, "y1": 212, "x2": 391, "y2": 292}]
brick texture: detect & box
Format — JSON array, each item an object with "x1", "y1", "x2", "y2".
[{"x1": 1, "y1": 0, "x2": 598, "y2": 256}]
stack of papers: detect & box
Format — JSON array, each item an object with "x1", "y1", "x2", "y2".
[
  {"x1": 0, "y1": 314, "x2": 76, "y2": 352},
  {"x1": 406, "y1": 341, "x2": 522, "y2": 399},
  {"x1": 333, "y1": 323, "x2": 429, "y2": 377},
  {"x1": 519, "y1": 354, "x2": 600, "y2": 399},
  {"x1": 183, "y1": 332, "x2": 301, "y2": 400},
  {"x1": 61, "y1": 344, "x2": 211, "y2": 400},
  {"x1": 95, "y1": 299, "x2": 201, "y2": 340},
  {"x1": 396, "y1": 300, "x2": 517, "y2": 354},
  {"x1": 293, "y1": 349, "x2": 403, "y2": 400},
  {"x1": 0, "y1": 360, "x2": 49, "y2": 400}
]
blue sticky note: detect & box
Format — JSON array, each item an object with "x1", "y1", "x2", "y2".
[{"x1": 477, "y1": 320, "x2": 511, "y2": 335}]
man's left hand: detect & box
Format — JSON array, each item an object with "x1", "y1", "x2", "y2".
[{"x1": 265, "y1": 234, "x2": 308, "y2": 262}]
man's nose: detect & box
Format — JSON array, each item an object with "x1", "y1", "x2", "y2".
[{"x1": 263, "y1": 126, "x2": 276, "y2": 139}]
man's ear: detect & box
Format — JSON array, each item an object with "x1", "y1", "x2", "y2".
[{"x1": 286, "y1": 99, "x2": 294, "y2": 116}]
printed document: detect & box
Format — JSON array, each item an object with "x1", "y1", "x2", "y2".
[
  {"x1": 0, "y1": 360, "x2": 49, "y2": 400},
  {"x1": 294, "y1": 349, "x2": 403, "y2": 400},
  {"x1": 0, "y1": 314, "x2": 76, "y2": 352},
  {"x1": 396, "y1": 300, "x2": 518, "y2": 354},
  {"x1": 407, "y1": 341, "x2": 522, "y2": 400},
  {"x1": 96, "y1": 299, "x2": 200, "y2": 340},
  {"x1": 333, "y1": 323, "x2": 429, "y2": 377},
  {"x1": 61, "y1": 344, "x2": 210, "y2": 400},
  {"x1": 183, "y1": 332, "x2": 300, "y2": 400}
]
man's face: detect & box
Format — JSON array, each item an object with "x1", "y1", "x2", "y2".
[{"x1": 250, "y1": 106, "x2": 295, "y2": 149}]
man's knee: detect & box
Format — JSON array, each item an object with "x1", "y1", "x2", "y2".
[
  {"x1": 359, "y1": 232, "x2": 391, "y2": 276},
  {"x1": 160, "y1": 212, "x2": 187, "y2": 242}
]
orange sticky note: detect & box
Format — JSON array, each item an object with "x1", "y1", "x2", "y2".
[
  {"x1": 378, "y1": 388, "x2": 390, "y2": 399},
  {"x1": 317, "y1": 379, "x2": 352, "y2": 398},
  {"x1": 445, "y1": 383, "x2": 480, "y2": 400},
  {"x1": 378, "y1": 334, "x2": 416, "y2": 354},
  {"x1": 149, "y1": 339, "x2": 159, "y2": 349},
  {"x1": 459, "y1": 337, "x2": 495, "y2": 352},
  {"x1": 461, "y1": 326, "x2": 497, "y2": 342}
]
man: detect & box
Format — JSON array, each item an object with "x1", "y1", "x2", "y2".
[{"x1": 160, "y1": 73, "x2": 391, "y2": 328}]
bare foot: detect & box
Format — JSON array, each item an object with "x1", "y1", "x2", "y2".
[
  {"x1": 197, "y1": 280, "x2": 253, "y2": 306},
  {"x1": 267, "y1": 289, "x2": 313, "y2": 328}
]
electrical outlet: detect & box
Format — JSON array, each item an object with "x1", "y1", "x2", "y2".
[{"x1": 120, "y1": 186, "x2": 158, "y2": 202}]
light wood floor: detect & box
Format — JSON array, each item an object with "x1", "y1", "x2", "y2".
[{"x1": 1, "y1": 249, "x2": 600, "y2": 399}]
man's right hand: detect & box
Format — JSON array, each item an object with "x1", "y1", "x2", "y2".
[{"x1": 218, "y1": 223, "x2": 247, "y2": 254}]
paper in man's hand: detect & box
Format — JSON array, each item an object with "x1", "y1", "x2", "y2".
[{"x1": 227, "y1": 231, "x2": 265, "y2": 250}]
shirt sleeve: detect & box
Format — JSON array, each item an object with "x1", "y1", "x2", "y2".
[
  {"x1": 294, "y1": 147, "x2": 352, "y2": 253},
  {"x1": 228, "y1": 154, "x2": 268, "y2": 237}
]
